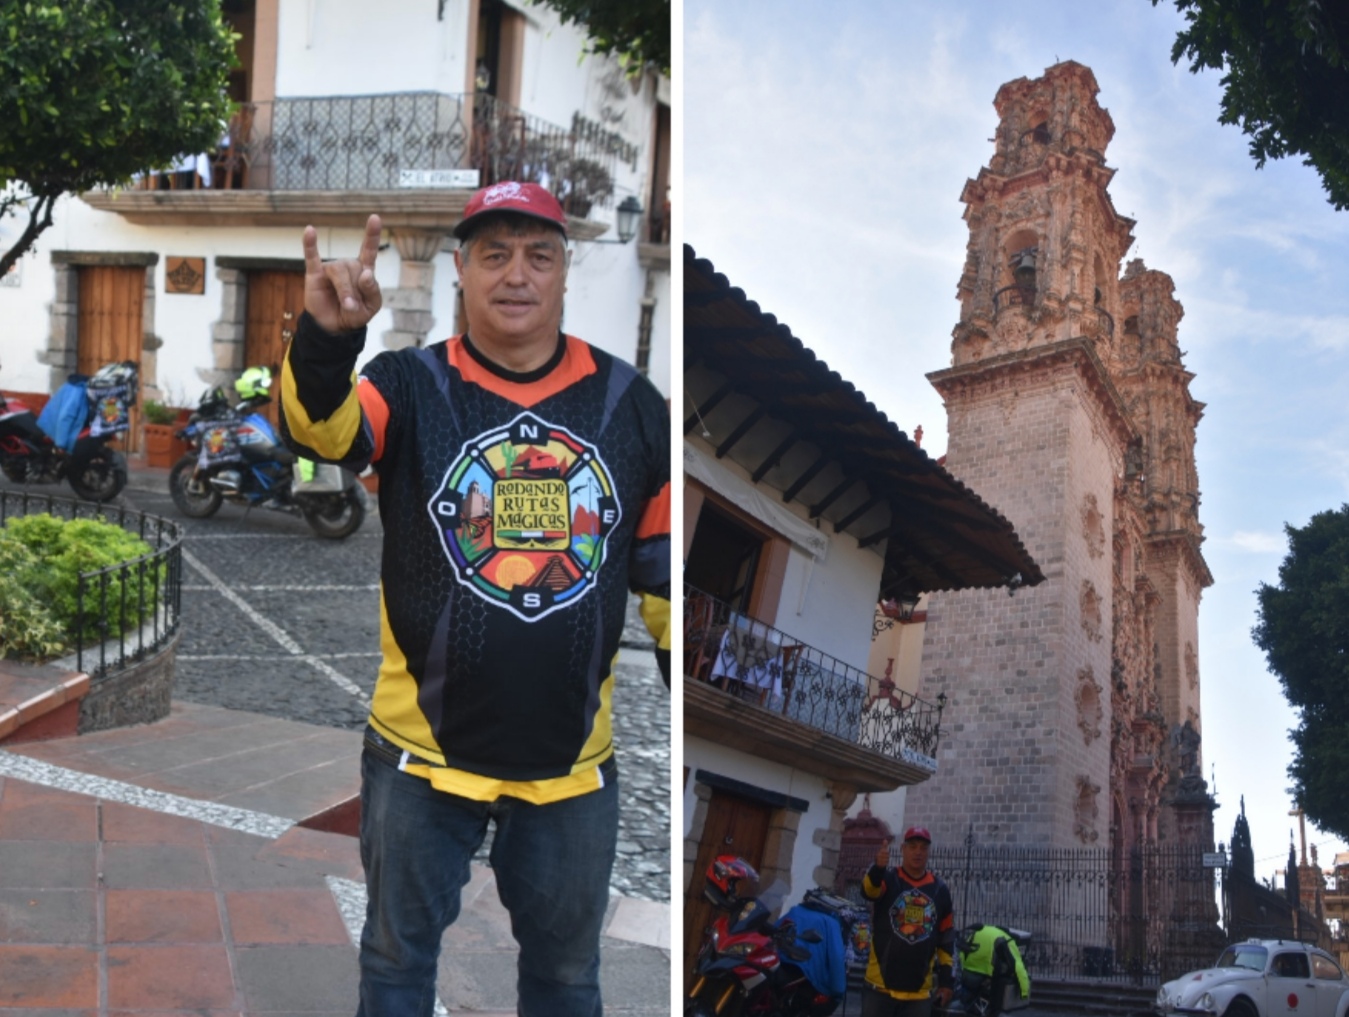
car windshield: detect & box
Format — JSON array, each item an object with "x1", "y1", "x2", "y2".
[{"x1": 1215, "y1": 946, "x2": 1268, "y2": 972}]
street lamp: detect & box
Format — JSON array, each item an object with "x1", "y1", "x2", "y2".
[{"x1": 590, "y1": 195, "x2": 644, "y2": 244}]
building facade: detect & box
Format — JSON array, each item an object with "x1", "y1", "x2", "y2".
[
  {"x1": 903, "y1": 62, "x2": 1214, "y2": 857},
  {"x1": 0, "y1": 0, "x2": 670, "y2": 443}
]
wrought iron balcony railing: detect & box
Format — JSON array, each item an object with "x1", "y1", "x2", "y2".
[
  {"x1": 684, "y1": 584, "x2": 944, "y2": 770},
  {"x1": 135, "y1": 92, "x2": 621, "y2": 217}
]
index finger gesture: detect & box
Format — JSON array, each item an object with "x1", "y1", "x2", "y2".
[{"x1": 302, "y1": 214, "x2": 384, "y2": 335}]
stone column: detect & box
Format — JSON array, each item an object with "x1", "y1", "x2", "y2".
[
  {"x1": 41, "y1": 263, "x2": 79, "y2": 388},
  {"x1": 141, "y1": 268, "x2": 163, "y2": 401},
  {"x1": 382, "y1": 229, "x2": 442, "y2": 350},
  {"x1": 201, "y1": 267, "x2": 247, "y2": 389},
  {"x1": 813, "y1": 781, "x2": 858, "y2": 889}
]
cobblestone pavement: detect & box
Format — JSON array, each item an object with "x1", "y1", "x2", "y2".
[{"x1": 20, "y1": 475, "x2": 671, "y2": 903}]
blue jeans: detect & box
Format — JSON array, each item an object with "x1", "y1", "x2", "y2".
[{"x1": 356, "y1": 748, "x2": 618, "y2": 1017}]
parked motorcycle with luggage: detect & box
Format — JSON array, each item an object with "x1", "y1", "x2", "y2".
[
  {"x1": 0, "y1": 361, "x2": 136, "y2": 501},
  {"x1": 686, "y1": 856, "x2": 855, "y2": 1017},
  {"x1": 168, "y1": 366, "x2": 367, "y2": 539}
]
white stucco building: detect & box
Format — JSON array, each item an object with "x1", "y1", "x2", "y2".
[{"x1": 0, "y1": 0, "x2": 669, "y2": 436}]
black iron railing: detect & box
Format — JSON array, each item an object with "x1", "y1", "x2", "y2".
[
  {"x1": 0, "y1": 490, "x2": 183, "y2": 680},
  {"x1": 993, "y1": 284, "x2": 1036, "y2": 313},
  {"x1": 836, "y1": 840, "x2": 1228, "y2": 985},
  {"x1": 684, "y1": 584, "x2": 944, "y2": 768},
  {"x1": 140, "y1": 93, "x2": 621, "y2": 217}
]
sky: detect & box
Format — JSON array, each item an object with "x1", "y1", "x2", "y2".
[{"x1": 683, "y1": 0, "x2": 1349, "y2": 885}]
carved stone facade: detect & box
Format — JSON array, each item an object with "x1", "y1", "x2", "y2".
[{"x1": 905, "y1": 62, "x2": 1214, "y2": 853}]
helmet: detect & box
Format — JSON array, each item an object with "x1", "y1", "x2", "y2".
[
  {"x1": 235, "y1": 366, "x2": 273, "y2": 400},
  {"x1": 89, "y1": 360, "x2": 138, "y2": 388},
  {"x1": 703, "y1": 855, "x2": 759, "y2": 910}
]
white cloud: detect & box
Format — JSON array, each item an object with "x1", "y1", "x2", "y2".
[{"x1": 1228, "y1": 531, "x2": 1288, "y2": 554}]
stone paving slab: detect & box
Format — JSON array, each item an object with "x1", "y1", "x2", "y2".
[{"x1": 11, "y1": 701, "x2": 362, "y2": 823}]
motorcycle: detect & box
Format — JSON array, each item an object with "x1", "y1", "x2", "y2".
[
  {"x1": 686, "y1": 856, "x2": 842, "y2": 1017},
  {"x1": 0, "y1": 362, "x2": 135, "y2": 502},
  {"x1": 944, "y1": 924, "x2": 1032, "y2": 1017},
  {"x1": 167, "y1": 366, "x2": 367, "y2": 539}
]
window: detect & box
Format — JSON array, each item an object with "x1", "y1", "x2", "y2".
[
  {"x1": 473, "y1": 0, "x2": 524, "y2": 107},
  {"x1": 1272, "y1": 953, "x2": 1310, "y2": 979},
  {"x1": 685, "y1": 500, "x2": 765, "y2": 616},
  {"x1": 1313, "y1": 954, "x2": 1343, "y2": 980}
]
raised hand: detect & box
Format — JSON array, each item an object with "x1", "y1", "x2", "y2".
[
  {"x1": 302, "y1": 214, "x2": 384, "y2": 334},
  {"x1": 875, "y1": 842, "x2": 891, "y2": 869}
]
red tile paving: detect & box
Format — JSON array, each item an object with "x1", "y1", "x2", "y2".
[
  {"x1": 0, "y1": 773, "x2": 361, "y2": 1014},
  {"x1": 224, "y1": 889, "x2": 350, "y2": 945},
  {"x1": 0, "y1": 945, "x2": 99, "y2": 1007}
]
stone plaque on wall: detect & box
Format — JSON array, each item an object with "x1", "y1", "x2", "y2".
[{"x1": 165, "y1": 256, "x2": 206, "y2": 295}]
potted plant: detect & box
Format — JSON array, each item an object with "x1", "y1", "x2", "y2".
[{"x1": 142, "y1": 399, "x2": 188, "y2": 468}]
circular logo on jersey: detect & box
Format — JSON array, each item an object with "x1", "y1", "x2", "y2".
[
  {"x1": 889, "y1": 889, "x2": 937, "y2": 945},
  {"x1": 427, "y1": 411, "x2": 620, "y2": 621}
]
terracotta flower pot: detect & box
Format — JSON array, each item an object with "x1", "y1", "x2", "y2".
[{"x1": 143, "y1": 423, "x2": 188, "y2": 468}]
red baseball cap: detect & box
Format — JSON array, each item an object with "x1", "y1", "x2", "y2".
[
  {"x1": 454, "y1": 181, "x2": 568, "y2": 240},
  {"x1": 902, "y1": 826, "x2": 932, "y2": 843}
]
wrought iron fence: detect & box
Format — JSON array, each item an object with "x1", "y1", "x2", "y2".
[
  {"x1": 684, "y1": 584, "x2": 944, "y2": 768},
  {"x1": 0, "y1": 490, "x2": 183, "y2": 680},
  {"x1": 195, "y1": 93, "x2": 620, "y2": 216},
  {"x1": 837, "y1": 840, "x2": 1227, "y2": 986}
]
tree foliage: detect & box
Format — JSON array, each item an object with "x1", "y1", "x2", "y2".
[
  {"x1": 0, "y1": 0, "x2": 236, "y2": 276},
  {"x1": 536, "y1": 0, "x2": 670, "y2": 77},
  {"x1": 1155, "y1": 0, "x2": 1349, "y2": 210},
  {"x1": 1253, "y1": 505, "x2": 1349, "y2": 839}
]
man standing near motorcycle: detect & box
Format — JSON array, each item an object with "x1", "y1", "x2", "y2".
[
  {"x1": 861, "y1": 826, "x2": 955, "y2": 1016},
  {"x1": 279, "y1": 183, "x2": 671, "y2": 1017}
]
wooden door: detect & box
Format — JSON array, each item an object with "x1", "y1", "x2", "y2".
[
  {"x1": 244, "y1": 270, "x2": 305, "y2": 429},
  {"x1": 683, "y1": 789, "x2": 772, "y2": 985},
  {"x1": 77, "y1": 265, "x2": 145, "y2": 451}
]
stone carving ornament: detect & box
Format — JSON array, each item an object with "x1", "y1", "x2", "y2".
[
  {"x1": 1081, "y1": 493, "x2": 1106, "y2": 558},
  {"x1": 1075, "y1": 776, "x2": 1101, "y2": 843},
  {"x1": 1080, "y1": 580, "x2": 1103, "y2": 642},
  {"x1": 1076, "y1": 666, "x2": 1103, "y2": 743}
]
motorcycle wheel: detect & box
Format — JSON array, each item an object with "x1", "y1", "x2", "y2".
[
  {"x1": 301, "y1": 486, "x2": 366, "y2": 539},
  {"x1": 66, "y1": 445, "x2": 127, "y2": 501},
  {"x1": 169, "y1": 454, "x2": 223, "y2": 518}
]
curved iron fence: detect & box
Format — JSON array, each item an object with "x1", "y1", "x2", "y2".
[{"x1": 0, "y1": 490, "x2": 183, "y2": 680}]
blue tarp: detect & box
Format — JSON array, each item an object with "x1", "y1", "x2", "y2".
[
  {"x1": 36, "y1": 376, "x2": 89, "y2": 452},
  {"x1": 784, "y1": 904, "x2": 847, "y2": 998}
]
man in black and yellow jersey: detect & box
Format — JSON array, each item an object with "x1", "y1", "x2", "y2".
[
  {"x1": 280, "y1": 182, "x2": 671, "y2": 1017},
  {"x1": 861, "y1": 826, "x2": 955, "y2": 1016}
]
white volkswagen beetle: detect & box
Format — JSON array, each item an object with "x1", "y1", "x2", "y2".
[{"x1": 1156, "y1": 940, "x2": 1349, "y2": 1017}]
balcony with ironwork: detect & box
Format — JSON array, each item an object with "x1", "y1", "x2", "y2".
[
  {"x1": 684, "y1": 584, "x2": 945, "y2": 791},
  {"x1": 81, "y1": 93, "x2": 622, "y2": 236}
]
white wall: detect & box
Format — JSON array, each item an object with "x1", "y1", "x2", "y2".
[
  {"x1": 0, "y1": 0, "x2": 670, "y2": 400},
  {"x1": 687, "y1": 433, "x2": 885, "y2": 672},
  {"x1": 685, "y1": 735, "x2": 833, "y2": 905}
]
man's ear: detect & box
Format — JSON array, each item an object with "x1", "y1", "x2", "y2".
[{"x1": 453, "y1": 247, "x2": 465, "y2": 278}]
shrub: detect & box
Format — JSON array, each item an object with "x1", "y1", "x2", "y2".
[
  {"x1": 142, "y1": 400, "x2": 178, "y2": 425},
  {"x1": 0, "y1": 513, "x2": 164, "y2": 654},
  {"x1": 0, "y1": 538, "x2": 66, "y2": 659}
]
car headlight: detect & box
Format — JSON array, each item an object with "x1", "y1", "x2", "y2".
[
  {"x1": 1198, "y1": 993, "x2": 1215, "y2": 1012},
  {"x1": 1156, "y1": 987, "x2": 1172, "y2": 1008}
]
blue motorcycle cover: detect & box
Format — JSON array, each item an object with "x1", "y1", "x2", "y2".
[
  {"x1": 783, "y1": 904, "x2": 847, "y2": 998},
  {"x1": 36, "y1": 376, "x2": 90, "y2": 452}
]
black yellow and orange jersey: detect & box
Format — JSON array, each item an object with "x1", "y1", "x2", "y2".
[
  {"x1": 862, "y1": 865, "x2": 955, "y2": 999},
  {"x1": 280, "y1": 312, "x2": 671, "y2": 804}
]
